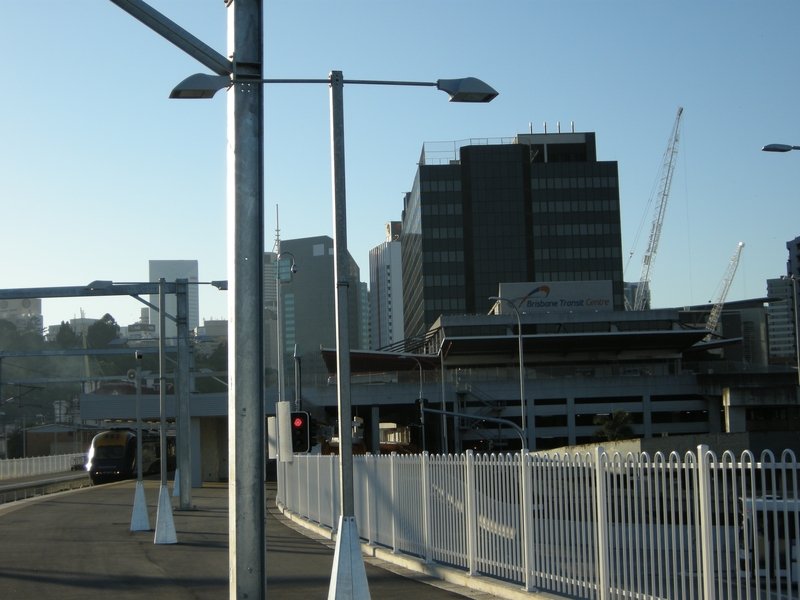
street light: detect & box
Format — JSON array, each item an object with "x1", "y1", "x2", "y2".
[
  {"x1": 762, "y1": 144, "x2": 800, "y2": 152},
  {"x1": 275, "y1": 252, "x2": 297, "y2": 408},
  {"x1": 173, "y1": 67, "x2": 496, "y2": 599},
  {"x1": 489, "y1": 296, "x2": 528, "y2": 449},
  {"x1": 170, "y1": 72, "x2": 498, "y2": 103}
]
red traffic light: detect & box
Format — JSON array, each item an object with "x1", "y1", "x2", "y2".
[{"x1": 290, "y1": 411, "x2": 310, "y2": 452}]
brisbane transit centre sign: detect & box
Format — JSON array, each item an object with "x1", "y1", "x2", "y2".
[{"x1": 497, "y1": 280, "x2": 613, "y2": 313}]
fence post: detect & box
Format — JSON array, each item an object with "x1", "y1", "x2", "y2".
[
  {"x1": 422, "y1": 452, "x2": 432, "y2": 564},
  {"x1": 331, "y1": 453, "x2": 339, "y2": 534},
  {"x1": 696, "y1": 444, "x2": 714, "y2": 600},
  {"x1": 465, "y1": 450, "x2": 477, "y2": 576},
  {"x1": 594, "y1": 446, "x2": 610, "y2": 600},
  {"x1": 520, "y1": 451, "x2": 533, "y2": 591},
  {"x1": 391, "y1": 452, "x2": 398, "y2": 553}
]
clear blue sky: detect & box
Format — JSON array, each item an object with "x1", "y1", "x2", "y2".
[{"x1": 1, "y1": 1, "x2": 798, "y2": 330}]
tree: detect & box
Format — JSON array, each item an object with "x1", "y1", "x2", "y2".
[
  {"x1": 55, "y1": 321, "x2": 80, "y2": 349},
  {"x1": 593, "y1": 409, "x2": 634, "y2": 442},
  {"x1": 86, "y1": 314, "x2": 120, "y2": 349},
  {"x1": 6, "y1": 429, "x2": 23, "y2": 459}
]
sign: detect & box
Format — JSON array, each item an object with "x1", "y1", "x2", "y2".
[{"x1": 497, "y1": 281, "x2": 613, "y2": 313}]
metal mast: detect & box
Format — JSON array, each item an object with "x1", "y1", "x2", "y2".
[
  {"x1": 703, "y1": 242, "x2": 745, "y2": 341},
  {"x1": 633, "y1": 107, "x2": 684, "y2": 311}
]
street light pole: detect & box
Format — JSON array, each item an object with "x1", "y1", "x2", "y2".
[
  {"x1": 171, "y1": 66, "x2": 496, "y2": 600},
  {"x1": 489, "y1": 296, "x2": 528, "y2": 449},
  {"x1": 763, "y1": 144, "x2": 800, "y2": 385}
]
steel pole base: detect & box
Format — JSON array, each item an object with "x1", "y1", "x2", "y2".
[
  {"x1": 130, "y1": 480, "x2": 150, "y2": 532},
  {"x1": 328, "y1": 516, "x2": 371, "y2": 600},
  {"x1": 154, "y1": 484, "x2": 177, "y2": 544}
]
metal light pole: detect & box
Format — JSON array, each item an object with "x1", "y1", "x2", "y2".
[
  {"x1": 130, "y1": 351, "x2": 150, "y2": 531},
  {"x1": 154, "y1": 278, "x2": 177, "y2": 544},
  {"x1": 108, "y1": 0, "x2": 264, "y2": 594},
  {"x1": 170, "y1": 66, "x2": 496, "y2": 600},
  {"x1": 490, "y1": 296, "x2": 528, "y2": 449},
  {"x1": 763, "y1": 144, "x2": 800, "y2": 385}
]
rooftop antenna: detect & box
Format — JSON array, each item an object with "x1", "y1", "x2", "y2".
[
  {"x1": 529, "y1": 122, "x2": 533, "y2": 134},
  {"x1": 272, "y1": 205, "x2": 281, "y2": 253}
]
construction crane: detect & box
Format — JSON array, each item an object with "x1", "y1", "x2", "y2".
[
  {"x1": 703, "y1": 242, "x2": 745, "y2": 341},
  {"x1": 631, "y1": 107, "x2": 684, "y2": 311}
]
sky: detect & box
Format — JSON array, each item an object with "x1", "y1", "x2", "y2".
[{"x1": 1, "y1": 1, "x2": 798, "y2": 331}]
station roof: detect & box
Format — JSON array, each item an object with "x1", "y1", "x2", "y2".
[{"x1": 321, "y1": 328, "x2": 714, "y2": 374}]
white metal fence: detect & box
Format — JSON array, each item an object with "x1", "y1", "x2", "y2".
[
  {"x1": 0, "y1": 453, "x2": 85, "y2": 480},
  {"x1": 277, "y1": 446, "x2": 800, "y2": 600}
]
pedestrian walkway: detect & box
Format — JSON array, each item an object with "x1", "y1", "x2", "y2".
[{"x1": 0, "y1": 476, "x2": 501, "y2": 599}]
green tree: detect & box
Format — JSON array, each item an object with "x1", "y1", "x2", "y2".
[
  {"x1": 195, "y1": 342, "x2": 228, "y2": 393},
  {"x1": 86, "y1": 314, "x2": 120, "y2": 349},
  {"x1": 593, "y1": 409, "x2": 634, "y2": 442},
  {"x1": 0, "y1": 319, "x2": 20, "y2": 349},
  {"x1": 55, "y1": 321, "x2": 80, "y2": 349},
  {"x1": 6, "y1": 429, "x2": 23, "y2": 459}
]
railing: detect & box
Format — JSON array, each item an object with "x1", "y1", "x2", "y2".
[
  {"x1": 278, "y1": 447, "x2": 800, "y2": 600},
  {"x1": 0, "y1": 453, "x2": 85, "y2": 480}
]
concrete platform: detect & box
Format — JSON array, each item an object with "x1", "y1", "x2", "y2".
[{"x1": 0, "y1": 476, "x2": 499, "y2": 599}]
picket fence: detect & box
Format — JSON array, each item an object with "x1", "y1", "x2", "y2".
[
  {"x1": 277, "y1": 446, "x2": 800, "y2": 600},
  {"x1": 0, "y1": 453, "x2": 85, "y2": 480}
]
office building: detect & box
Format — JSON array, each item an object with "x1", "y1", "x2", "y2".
[
  {"x1": 369, "y1": 222, "x2": 404, "y2": 350},
  {"x1": 787, "y1": 236, "x2": 800, "y2": 279},
  {"x1": 277, "y1": 236, "x2": 365, "y2": 387},
  {"x1": 148, "y1": 260, "x2": 199, "y2": 345},
  {"x1": 401, "y1": 130, "x2": 624, "y2": 339},
  {"x1": 767, "y1": 278, "x2": 795, "y2": 364}
]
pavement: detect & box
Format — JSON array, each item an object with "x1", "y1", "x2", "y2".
[{"x1": 0, "y1": 475, "x2": 502, "y2": 599}]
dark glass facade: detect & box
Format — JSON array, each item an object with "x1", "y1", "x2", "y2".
[{"x1": 402, "y1": 132, "x2": 625, "y2": 339}]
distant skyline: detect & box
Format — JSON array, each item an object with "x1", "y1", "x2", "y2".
[{"x1": 1, "y1": 1, "x2": 798, "y2": 330}]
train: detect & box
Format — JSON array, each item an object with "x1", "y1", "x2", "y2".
[{"x1": 86, "y1": 428, "x2": 175, "y2": 484}]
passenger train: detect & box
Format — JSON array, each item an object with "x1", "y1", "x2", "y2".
[{"x1": 86, "y1": 428, "x2": 175, "y2": 484}]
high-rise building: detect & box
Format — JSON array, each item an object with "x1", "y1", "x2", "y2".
[
  {"x1": 264, "y1": 252, "x2": 278, "y2": 381},
  {"x1": 369, "y1": 221, "x2": 404, "y2": 350},
  {"x1": 767, "y1": 277, "x2": 797, "y2": 365},
  {"x1": 787, "y1": 236, "x2": 800, "y2": 279},
  {"x1": 358, "y1": 281, "x2": 370, "y2": 351},
  {"x1": 401, "y1": 131, "x2": 624, "y2": 338},
  {"x1": 148, "y1": 260, "x2": 199, "y2": 344},
  {"x1": 276, "y1": 236, "x2": 365, "y2": 387}
]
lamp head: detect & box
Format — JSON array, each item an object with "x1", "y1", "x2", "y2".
[
  {"x1": 762, "y1": 144, "x2": 794, "y2": 152},
  {"x1": 170, "y1": 73, "x2": 231, "y2": 99},
  {"x1": 437, "y1": 77, "x2": 498, "y2": 103}
]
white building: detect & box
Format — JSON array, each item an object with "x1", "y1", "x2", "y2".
[
  {"x1": 148, "y1": 260, "x2": 199, "y2": 345},
  {"x1": 368, "y1": 222, "x2": 404, "y2": 350}
]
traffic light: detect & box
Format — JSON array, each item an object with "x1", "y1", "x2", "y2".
[{"x1": 290, "y1": 411, "x2": 311, "y2": 453}]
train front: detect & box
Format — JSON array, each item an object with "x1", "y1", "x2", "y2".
[{"x1": 86, "y1": 430, "x2": 135, "y2": 484}]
